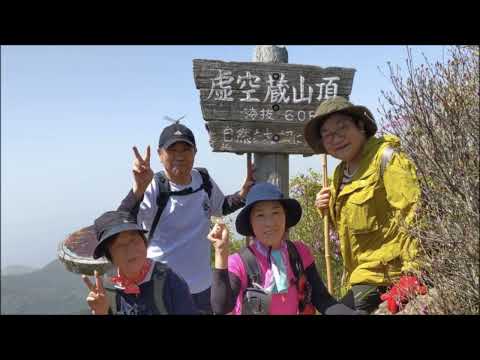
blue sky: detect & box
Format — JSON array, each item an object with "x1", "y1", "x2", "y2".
[{"x1": 1, "y1": 45, "x2": 449, "y2": 269}]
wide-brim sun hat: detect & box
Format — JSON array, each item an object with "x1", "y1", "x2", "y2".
[
  {"x1": 235, "y1": 182, "x2": 302, "y2": 237},
  {"x1": 92, "y1": 211, "x2": 148, "y2": 260},
  {"x1": 304, "y1": 96, "x2": 377, "y2": 154}
]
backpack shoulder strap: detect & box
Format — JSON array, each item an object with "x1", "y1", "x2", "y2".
[
  {"x1": 286, "y1": 240, "x2": 304, "y2": 284},
  {"x1": 149, "y1": 171, "x2": 171, "y2": 241},
  {"x1": 380, "y1": 146, "x2": 396, "y2": 177},
  {"x1": 152, "y1": 262, "x2": 169, "y2": 314},
  {"x1": 238, "y1": 246, "x2": 261, "y2": 288},
  {"x1": 286, "y1": 240, "x2": 315, "y2": 314},
  {"x1": 195, "y1": 167, "x2": 212, "y2": 199}
]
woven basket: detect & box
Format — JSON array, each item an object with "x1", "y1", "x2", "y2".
[{"x1": 58, "y1": 225, "x2": 112, "y2": 276}]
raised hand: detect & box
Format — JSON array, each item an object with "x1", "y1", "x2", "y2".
[
  {"x1": 82, "y1": 270, "x2": 109, "y2": 315},
  {"x1": 208, "y1": 223, "x2": 230, "y2": 269},
  {"x1": 132, "y1": 145, "x2": 154, "y2": 198},
  {"x1": 239, "y1": 154, "x2": 255, "y2": 199}
]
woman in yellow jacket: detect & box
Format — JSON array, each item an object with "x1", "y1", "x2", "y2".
[{"x1": 304, "y1": 96, "x2": 422, "y2": 313}]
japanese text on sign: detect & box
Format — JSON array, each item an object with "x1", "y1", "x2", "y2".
[{"x1": 207, "y1": 70, "x2": 340, "y2": 104}]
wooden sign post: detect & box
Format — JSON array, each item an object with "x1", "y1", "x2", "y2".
[
  {"x1": 193, "y1": 46, "x2": 355, "y2": 284},
  {"x1": 251, "y1": 46, "x2": 290, "y2": 199}
]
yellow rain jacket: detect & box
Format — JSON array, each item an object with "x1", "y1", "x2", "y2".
[{"x1": 325, "y1": 135, "x2": 420, "y2": 288}]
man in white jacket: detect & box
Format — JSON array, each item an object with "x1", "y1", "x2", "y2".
[{"x1": 118, "y1": 121, "x2": 254, "y2": 313}]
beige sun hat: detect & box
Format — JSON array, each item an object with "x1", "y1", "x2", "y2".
[{"x1": 304, "y1": 96, "x2": 377, "y2": 154}]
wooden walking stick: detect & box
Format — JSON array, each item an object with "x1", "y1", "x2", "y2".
[{"x1": 322, "y1": 154, "x2": 334, "y2": 294}]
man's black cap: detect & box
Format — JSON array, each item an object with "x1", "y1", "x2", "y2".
[{"x1": 158, "y1": 123, "x2": 196, "y2": 149}]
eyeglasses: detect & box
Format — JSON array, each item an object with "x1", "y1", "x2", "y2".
[{"x1": 320, "y1": 123, "x2": 349, "y2": 144}]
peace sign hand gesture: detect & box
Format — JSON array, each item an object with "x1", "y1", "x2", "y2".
[
  {"x1": 132, "y1": 145, "x2": 154, "y2": 199},
  {"x1": 82, "y1": 270, "x2": 110, "y2": 315}
]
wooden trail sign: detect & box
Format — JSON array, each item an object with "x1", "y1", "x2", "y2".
[{"x1": 193, "y1": 59, "x2": 355, "y2": 155}]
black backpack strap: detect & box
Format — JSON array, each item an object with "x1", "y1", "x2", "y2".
[
  {"x1": 238, "y1": 246, "x2": 272, "y2": 315},
  {"x1": 150, "y1": 169, "x2": 211, "y2": 241},
  {"x1": 195, "y1": 167, "x2": 212, "y2": 198},
  {"x1": 286, "y1": 240, "x2": 304, "y2": 284},
  {"x1": 238, "y1": 246, "x2": 261, "y2": 288},
  {"x1": 152, "y1": 262, "x2": 169, "y2": 314},
  {"x1": 149, "y1": 171, "x2": 171, "y2": 242},
  {"x1": 286, "y1": 240, "x2": 314, "y2": 313}
]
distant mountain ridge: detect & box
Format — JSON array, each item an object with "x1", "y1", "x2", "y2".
[
  {"x1": 2, "y1": 265, "x2": 37, "y2": 276},
  {"x1": 1, "y1": 259, "x2": 91, "y2": 315}
]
